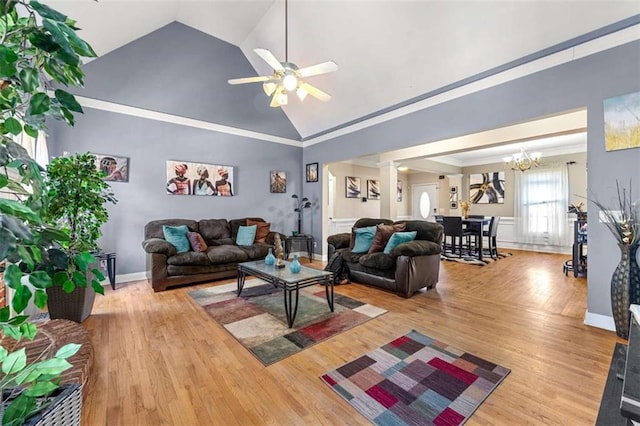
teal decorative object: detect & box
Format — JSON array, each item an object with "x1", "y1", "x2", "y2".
[
  {"x1": 290, "y1": 254, "x2": 302, "y2": 273},
  {"x1": 265, "y1": 248, "x2": 276, "y2": 265}
]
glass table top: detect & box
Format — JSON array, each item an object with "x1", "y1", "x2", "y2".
[{"x1": 239, "y1": 260, "x2": 331, "y2": 283}]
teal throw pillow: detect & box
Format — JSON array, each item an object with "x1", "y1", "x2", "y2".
[
  {"x1": 383, "y1": 231, "x2": 417, "y2": 254},
  {"x1": 236, "y1": 225, "x2": 257, "y2": 246},
  {"x1": 162, "y1": 225, "x2": 191, "y2": 253},
  {"x1": 351, "y1": 226, "x2": 377, "y2": 253}
]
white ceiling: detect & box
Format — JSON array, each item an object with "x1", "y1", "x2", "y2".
[{"x1": 48, "y1": 1, "x2": 640, "y2": 140}]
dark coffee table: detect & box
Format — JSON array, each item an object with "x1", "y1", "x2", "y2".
[{"x1": 237, "y1": 260, "x2": 333, "y2": 328}]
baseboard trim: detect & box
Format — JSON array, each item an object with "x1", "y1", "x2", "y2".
[
  {"x1": 497, "y1": 241, "x2": 572, "y2": 255},
  {"x1": 102, "y1": 271, "x2": 147, "y2": 286},
  {"x1": 584, "y1": 310, "x2": 616, "y2": 332}
]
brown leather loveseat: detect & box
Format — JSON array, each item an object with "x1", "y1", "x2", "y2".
[{"x1": 327, "y1": 218, "x2": 443, "y2": 298}]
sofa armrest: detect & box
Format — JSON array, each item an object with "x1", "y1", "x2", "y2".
[
  {"x1": 390, "y1": 240, "x2": 441, "y2": 258},
  {"x1": 327, "y1": 233, "x2": 351, "y2": 250},
  {"x1": 265, "y1": 231, "x2": 286, "y2": 246},
  {"x1": 142, "y1": 238, "x2": 177, "y2": 257}
]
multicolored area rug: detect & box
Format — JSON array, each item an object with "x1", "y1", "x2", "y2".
[
  {"x1": 189, "y1": 280, "x2": 387, "y2": 366},
  {"x1": 321, "y1": 330, "x2": 510, "y2": 425}
]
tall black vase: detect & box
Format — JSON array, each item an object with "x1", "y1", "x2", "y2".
[{"x1": 611, "y1": 243, "x2": 640, "y2": 339}]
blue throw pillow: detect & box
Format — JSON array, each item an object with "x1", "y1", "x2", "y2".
[
  {"x1": 236, "y1": 225, "x2": 257, "y2": 246},
  {"x1": 162, "y1": 225, "x2": 191, "y2": 253},
  {"x1": 383, "y1": 231, "x2": 417, "y2": 254},
  {"x1": 352, "y1": 226, "x2": 377, "y2": 253}
]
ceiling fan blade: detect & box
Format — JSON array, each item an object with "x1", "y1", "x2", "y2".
[
  {"x1": 300, "y1": 82, "x2": 331, "y2": 102},
  {"x1": 228, "y1": 76, "x2": 273, "y2": 85},
  {"x1": 254, "y1": 48, "x2": 285, "y2": 72},
  {"x1": 298, "y1": 61, "x2": 338, "y2": 78}
]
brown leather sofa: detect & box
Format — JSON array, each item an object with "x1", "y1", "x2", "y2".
[
  {"x1": 327, "y1": 218, "x2": 443, "y2": 298},
  {"x1": 142, "y1": 217, "x2": 283, "y2": 292}
]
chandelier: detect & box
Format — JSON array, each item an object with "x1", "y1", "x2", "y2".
[{"x1": 503, "y1": 147, "x2": 542, "y2": 172}]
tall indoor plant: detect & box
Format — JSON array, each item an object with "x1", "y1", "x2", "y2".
[
  {"x1": 43, "y1": 152, "x2": 117, "y2": 322},
  {"x1": 0, "y1": 0, "x2": 102, "y2": 423}
]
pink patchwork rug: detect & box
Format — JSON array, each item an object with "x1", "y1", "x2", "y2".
[{"x1": 321, "y1": 330, "x2": 510, "y2": 425}]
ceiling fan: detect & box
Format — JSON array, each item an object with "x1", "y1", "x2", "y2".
[{"x1": 227, "y1": 0, "x2": 338, "y2": 108}]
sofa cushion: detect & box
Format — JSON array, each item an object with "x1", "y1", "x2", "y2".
[
  {"x1": 238, "y1": 244, "x2": 271, "y2": 260},
  {"x1": 199, "y1": 219, "x2": 231, "y2": 244},
  {"x1": 350, "y1": 218, "x2": 394, "y2": 248},
  {"x1": 207, "y1": 245, "x2": 249, "y2": 264},
  {"x1": 167, "y1": 252, "x2": 211, "y2": 266},
  {"x1": 247, "y1": 219, "x2": 271, "y2": 243},
  {"x1": 236, "y1": 225, "x2": 257, "y2": 246},
  {"x1": 390, "y1": 240, "x2": 442, "y2": 257},
  {"x1": 342, "y1": 249, "x2": 367, "y2": 264},
  {"x1": 396, "y1": 220, "x2": 443, "y2": 244},
  {"x1": 163, "y1": 225, "x2": 191, "y2": 253},
  {"x1": 352, "y1": 226, "x2": 377, "y2": 253},
  {"x1": 145, "y1": 219, "x2": 198, "y2": 239},
  {"x1": 358, "y1": 252, "x2": 395, "y2": 270},
  {"x1": 230, "y1": 218, "x2": 265, "y2": 240},
  {"x1": 209, "y1": 238, "x2": 235, "y2": 246},
  {"x1": 187, "y1": 232, "x2": 208, "y2": 252},
  {"x1": 384, "y1": 231, "x2": 417, "y2": 254},
  {"x1": 369, "y1": 223, "x2": 406, "y2": 254}
]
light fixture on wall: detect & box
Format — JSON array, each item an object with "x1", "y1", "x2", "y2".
[
  {"x1": 397, "y1": 166, "x2": 409, "y2": 172},
  {"x1": 227, "y1": 0, "x2": 338, "y2": 107},
  {"x1": 503, "y1": 147, "x2": 542, "y2": 172}
]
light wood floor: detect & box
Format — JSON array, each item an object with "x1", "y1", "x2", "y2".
[{"x1": 81, "y1": 250, "x2": 619, "y2": 425}]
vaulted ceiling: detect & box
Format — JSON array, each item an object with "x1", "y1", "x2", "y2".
[{"x1": 49, "y1": 1, "x2": 639, "y2": 146}]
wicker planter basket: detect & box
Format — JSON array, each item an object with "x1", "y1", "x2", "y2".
[
  {"x1": 1, "y1": 384, "x2": 82, "y2": 426},
  {"x1": 46, "y1": 284, "x2": 96, "y2": 323}
]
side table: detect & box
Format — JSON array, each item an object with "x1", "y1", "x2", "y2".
[
  {"x1": 284, "y1": 235, "x2": 314, "y2": 262},
  {"x1": 93, "y1": 252, "x2": 117, "y2": 290}
]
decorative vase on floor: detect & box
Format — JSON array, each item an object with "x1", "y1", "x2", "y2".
[
  {"x1": 265, "y1": 248, "x2": 276, "y2": 265},
  {"x1": 290, "y1": 254, "x2": 301, "y2": 273},
  {"x1": 611, "y1": 243, "x2": 640, "y2": 339}
]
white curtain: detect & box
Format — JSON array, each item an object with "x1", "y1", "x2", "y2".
[
  {"x1": 514, "y1": 164, "x2": 569, "y2": 246},
  {"x1": 16, "y1": 130, "x2": 49, "y2": 167}
]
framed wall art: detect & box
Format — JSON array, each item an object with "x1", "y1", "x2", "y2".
[
  {"x1": 94, "y1": 154, "x2": 129, "y2": 182},
  {"x1": 397, "y1": 180, "x2": 403, "y2": 202},
  {"x1": 166, "y1": 160, "x2": 234, "y2": 196},
  {"x1": 367, "y1": 179, "x2": 380, "y2": 200},
  {"x1": 270, "y1": 170, "x2": 286, "y2": 193},
  {"x1": 604, "y1": 90, "x2": 640, "y2": 151},
  {"x1": 469, "y1": 172, "x2": 504, "y2": 204},
  {"x1": 306, "y1": 163, "x2": 318, "y2": 182},
  {"x1": 345, "y1": 176, "x2": 361, "y2": 198}
]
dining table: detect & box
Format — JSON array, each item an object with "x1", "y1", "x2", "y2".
[{"x1": 462, "y1": 217, "x2": 491, "y2": 261}]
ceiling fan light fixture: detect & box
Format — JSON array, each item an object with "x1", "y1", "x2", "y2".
[
  {"x1": 282, "y1": 73, "x2": 298, "y2": 91},
  {"x1": 276, "y1": 90, "x2": 288, "y2": 106},
  {"x1": 296, "y1": 86, "x2": 308, "y2": 101},
  {"x1": 263, "y1": 82, "x2": 277, "y2": 96}
]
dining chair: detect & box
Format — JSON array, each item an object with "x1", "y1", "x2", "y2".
[
  {"x1": 434, "y1": 215, "x2": 444, "y2": 223},
  {"x1": 465, "y1": 215, "x2": 485, "y2": 253},
  {"x1": 442, "y1": 216, "x2": 473, "y2": 257},
  {"x1": 483, "y1": 216, "x2": 501, "y2": 259}
]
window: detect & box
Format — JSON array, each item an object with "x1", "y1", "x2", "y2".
[{"x1": 514, "y1": 165, "x2": 569, "y2": 246}]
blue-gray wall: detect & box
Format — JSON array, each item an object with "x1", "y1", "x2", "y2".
[
  {"x1": 48, "y1": 108, "x2": 301, "y2": 275},
  {"x1": 304, "y1": 40, "x2": 640, "y2": 320}
]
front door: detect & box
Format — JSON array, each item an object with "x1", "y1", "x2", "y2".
[{"x1": 412, "y1": 183, "x2": 439, "y2": 222}]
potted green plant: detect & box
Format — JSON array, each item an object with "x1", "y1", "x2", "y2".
[
  {"x1": 43, "y1": 152, "x2": 117, "y2": 322},
  {"x1": 0, "y1": 0, "x2": 102, "y2": 423}
]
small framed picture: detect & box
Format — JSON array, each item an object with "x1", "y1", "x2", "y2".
[
  {"x1": 94, "y1": 154, "x2": 129, "y2": 182},
  {"x1": 346, "y1": 176, "x2": 361, "y2": 198},
  {"x1": 450, "y1": 186, "x2": 458, "y2": 194},
  {"x1": 306, "y1": 163, "x2": 318, "y2": 182},
  {"x1": 450, "y1": 201, "x2": 458, "y2": 209},
  {"x1": 397, "y1": 180, "x2": 402, "y2": 202},
  {"x1": 270, "y1": 170, "x2": 286, "y2": 193},
  {"x1": 367, "y1": 179, "x2": 381, "y2": 200}
]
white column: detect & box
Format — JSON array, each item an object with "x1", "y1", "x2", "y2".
[{"x1": 378, "y1": 161, "x2": 399, "y2": 220}]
